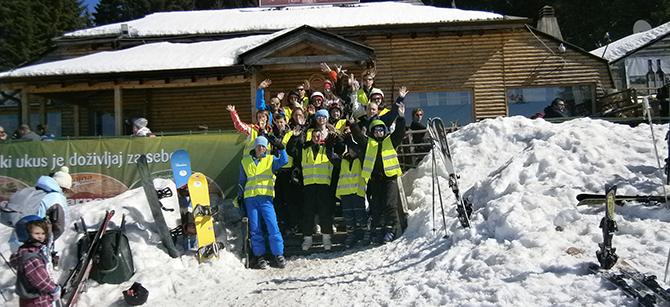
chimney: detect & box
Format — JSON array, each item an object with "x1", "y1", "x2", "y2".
[{"x1": 537, "y1": 6, "x2": 563, "y2": 41}]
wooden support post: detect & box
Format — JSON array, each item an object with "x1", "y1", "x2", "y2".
[
  {"x1": 39, "y1": 98, "x2": 46, "y2": 126},
  {"x1": 73, "y1": 104, "x2": 80, "y2": 136},
  {"x1": 20, "y1": 90, "x2": 30, "y2": 126},
  {"x1": 114, "y1": 86, "x2": 123, "y2": 136}
]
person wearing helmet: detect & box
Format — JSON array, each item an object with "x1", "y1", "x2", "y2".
[
  {"x1": 10, "y1": 219, "x2": 60, "y2": 307},
  {"x1": 350, "y1": 102, "x2": 406, "y2": 245}
]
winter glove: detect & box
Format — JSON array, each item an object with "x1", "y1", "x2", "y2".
[{"x1": 267, "y1": 135, "x2": 285, "y2": 150}]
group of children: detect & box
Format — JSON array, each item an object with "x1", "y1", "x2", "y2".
[{"x1": 232, "y1": 63, "x2": 410, "y2": 269}]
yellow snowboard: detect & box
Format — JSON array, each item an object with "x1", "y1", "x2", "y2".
[{"x1": 187, "y1": 173, "x2": 216, "y2": 261}]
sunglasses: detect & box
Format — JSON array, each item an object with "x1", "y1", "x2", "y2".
[
  {"x1": 298, "y1": 88, "x2": 305, "y2": 91},
  {"x1": 316, "y1": 115, "x2": 327, "y2": 119},
  {"x1": 0, "y1": 131, "x2": 5, "y2": 133},
  {"x1": 372, "y1": 127, "x2": 385, "y2": 133}
]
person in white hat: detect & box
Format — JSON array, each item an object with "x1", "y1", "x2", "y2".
[{"x1": 132, "y1": 118, "x2": 152, "y2": 136}]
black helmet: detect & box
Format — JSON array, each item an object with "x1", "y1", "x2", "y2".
[{"x1": 123, "y1": 282, "x2": 149, "y2": 306}]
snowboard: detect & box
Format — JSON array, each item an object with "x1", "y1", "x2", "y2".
[
  {"x1": 60, "y1": 211, "x2": 115, "y2": 307},
  {"x1": 187, "y1": 172, "x2": 217, "y2": 261},
  {"x1": 170, "y1": 149, "x2": 197, "y2": 250},
  {"x1": 137, "y1": 155, "x2": 180, "y2": 258},
  {"x1": 427, "y1": 117, "x2": 473, "y2": 228}
]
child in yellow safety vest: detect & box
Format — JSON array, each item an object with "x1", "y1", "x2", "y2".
[
  {"x1": 326, "y1": 135, "x2": 370, "y2": 248},
  {"x1": 286, "y1": 125, "x2": 336, "y2": 251}
]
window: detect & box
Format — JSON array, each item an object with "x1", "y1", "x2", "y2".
[
  {"x1": 507, "y1": 85, "x2": 594, "y2": 117},
  {"x1": 94, "y1": 112, "x2": 116, "y2": 136},
  {"x1": 404, "y1": 90, "x2": 473, "y2": 127}
]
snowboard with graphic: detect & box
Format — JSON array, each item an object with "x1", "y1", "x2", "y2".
[
  {"x1": 170, "y1": 149, "x2": 197, "y2": 250},
  {"x1": 187, "y1": 173, "x2": 219, "y2": 261}
]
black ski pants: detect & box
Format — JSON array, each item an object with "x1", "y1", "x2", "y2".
[
  {"x1": 367, "y1": 175, "x2": 399, "y2": 229},
  {"x1": 302, "y1": 183, "x2": 334, "y2": 236}
]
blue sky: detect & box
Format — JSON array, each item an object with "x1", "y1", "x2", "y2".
[{"x1": 82, "y1": 0, "x2": 100, "y2": 12}]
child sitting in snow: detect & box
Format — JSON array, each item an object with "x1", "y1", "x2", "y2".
[{"x1": 10, "y1": 219, "x2": 60, "y2": 307}]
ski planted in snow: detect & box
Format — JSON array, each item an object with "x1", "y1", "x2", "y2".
[
  {"x1": 241, "y1": 217, "x2": 250, "y2": 269},
  {"x1": 60, "y1": 210, "x2": 115, "y2": 307},
  {"x1": 596, "y1": 185, "x2": 619, "y2": 270},
  {"x1": 577, "y1": 193, "x2": 666, "y2": 206},
  {"x1": 170, "y1": 149, "x2": 198, "y2": 250},
  {"x1": 427, "y1": 117, "x2": 472, "y2": 228},
  {"x1": 137, "y1": 155, "x2": 180, "y2": 258}
]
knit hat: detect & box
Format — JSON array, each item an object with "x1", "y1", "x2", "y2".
[
  {"x1": 323, "y1": 80, "x2": 333, "y2": 88},
  {"x1": 52, "y1": 166, "x2": 72, "y2": 189},
  {"x1": 133, "y1": 118, "x2": 148, "y2": 128},
  {"x1": 370, "y1": 89, "x2": 384, "y2": 99},
  {"x1": 253, "y1": 136, "x2": 268, "y2": 149},
  {"x1": 310, "y1": 92, "x2": 324, "y2": 100},
  {"x1": 316, "y1": 109, "x2": 329, "y2": 119},
  {"x1": 288, "y1": 90, "x2": 300, "y2": 98}
]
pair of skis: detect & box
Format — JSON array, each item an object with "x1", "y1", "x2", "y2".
[
  {"x1": 427, "y1": 117, "x2": 473, "y2": 232},
  {"x1": 60, "y1": 211, "x2": 115, "y2": 307}
]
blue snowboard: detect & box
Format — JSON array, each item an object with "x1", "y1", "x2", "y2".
[{"x1": 171, "y1": 149, "x2": 197, "y2": 250}]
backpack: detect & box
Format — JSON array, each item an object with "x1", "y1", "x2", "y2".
[
  {"x1": 77, "y1": 214, "x2": 134, "y2": 284},
  {"x1": 0, "y1": 187, "x2": 48, "y2": 227}
]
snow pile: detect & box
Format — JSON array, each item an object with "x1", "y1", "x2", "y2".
[{"x1": 2, "y1": 116, "x2": 670, "y2": 306}]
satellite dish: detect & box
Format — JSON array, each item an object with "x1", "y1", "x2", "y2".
[{"x1": 633, "y1": 20, "x2": 652, "y2": 33}]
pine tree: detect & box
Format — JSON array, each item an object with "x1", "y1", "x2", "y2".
[{"x1": 0, "y1": 0, "x2": 89, "y2": 71}]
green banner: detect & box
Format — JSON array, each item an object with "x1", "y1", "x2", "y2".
[{"x1": 0, "y1": 133, "x2": 248, "y2": 205}]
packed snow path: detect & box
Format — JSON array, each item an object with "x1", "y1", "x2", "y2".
[{"x1": 2, "y1": 116, "x2": 670, "y2": 306}]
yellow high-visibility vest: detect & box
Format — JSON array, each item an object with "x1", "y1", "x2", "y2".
[
  {"x1": 302, "y1": 145, "x2": 333, "y2": 185},
  {"x1": 281, "y1": 131, "x2": 294, "y2": 169},
  {"x1": 336, "y1": 158, "x2": 366, "y2": 199},
  {"x1": 242, "y1": 154, "x2": 276, "y2": 198},
  {"x1": 361, "y1": 137, "x2": 402, "y2": 179}
]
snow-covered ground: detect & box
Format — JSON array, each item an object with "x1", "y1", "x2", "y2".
[{"x1": 3, "y1": 116, "x2": 670, "y2": 307}]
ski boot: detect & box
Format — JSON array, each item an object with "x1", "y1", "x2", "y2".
[
  {"x1": 257, "y1": 256, "x2": 269, "y2": 270},
  {"x1": 275, "y1": 255, "x2": 286, "y2": 269}
]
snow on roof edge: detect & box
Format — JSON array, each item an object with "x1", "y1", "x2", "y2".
[{"x1": 60, "y1": 2, "x2": 516, "y2": 40}]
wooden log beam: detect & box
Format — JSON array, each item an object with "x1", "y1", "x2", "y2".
[{"x1": 1, "y1": 75, "x2": 248, "y2": 93}]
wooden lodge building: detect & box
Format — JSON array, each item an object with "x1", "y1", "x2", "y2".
[{"x1": 0, "y1": 1, "x2": 614, "y2": 137}]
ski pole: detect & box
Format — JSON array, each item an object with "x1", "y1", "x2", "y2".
[
  {"x1": 431, "y1": 136, "x2": 437, "y2": 233},
  {"x1": 665, "y1": 246, "x2": 670, "y2": 283},
  {"x1": 642, "y1": 97, "x2": 670, "y2": 208},
  {"x1": 0, "y1": 251, "x2": 16, "y2": 275}
]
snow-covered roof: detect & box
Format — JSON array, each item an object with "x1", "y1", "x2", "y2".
[
  {"x1": 0, "y1": 2, "x2": 520, "y2": 79},
  {"x1": 590, "y1": 21, "x2": 670, "y2": 62},
  {"x1": 62, "y1": 1, "x2": 511, "y2": 39},
  {"x1": 0, "y1": 32, "x2": 285, "y2": 78}
]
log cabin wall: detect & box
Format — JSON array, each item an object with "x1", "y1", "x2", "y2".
[{"x1": 331, "y1": 27, "x2": 613, "y2": 121}]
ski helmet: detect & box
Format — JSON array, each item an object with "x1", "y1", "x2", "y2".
[{"x1": 15, "y1": 215, "x2": 45, "y2": 243}]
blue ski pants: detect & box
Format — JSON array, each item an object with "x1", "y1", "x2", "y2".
[{"x1": 245, "y1": 195, "x2": 284, "y2": 256}]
